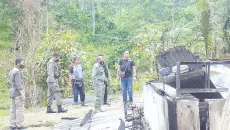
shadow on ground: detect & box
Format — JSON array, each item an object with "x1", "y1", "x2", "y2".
[{"x1": 27, "y1": 122, "x2": 54, "y2": 128}]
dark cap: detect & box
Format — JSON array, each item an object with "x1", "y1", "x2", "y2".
[
  {"x1": 53, "y1": 52, "x2": 60, "y2": 58},
  {"x1": 73, "y1": 56, "x2": 79, "y2": 61},
  {"x1": 98, "y1": 54, "x2": 104, "y2": 56},
  {"x1": 15, "y1": 57, "x2": 24, "y2": 65}
]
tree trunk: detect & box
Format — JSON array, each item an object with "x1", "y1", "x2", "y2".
[
  {"x1": 78, "y1": 0, "x2": 85, "y2": 12},
  {"x1": 90, "y1": 0, "x2": 95, "y2": 36},
  {"x1": 13, "y1": 0, "x2": 44, "y2": 107}
]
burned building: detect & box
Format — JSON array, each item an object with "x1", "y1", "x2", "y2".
[{"x1": 143, "y1": 46, "x2": 229, "y2": 130}]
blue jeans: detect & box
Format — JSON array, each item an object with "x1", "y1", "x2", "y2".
[
  {"x1": 72, "y1": 83, "x2": 85, "y2": 103},
  {"x1": 121, "y1": 76, "x2": 133, "y2": 102}
]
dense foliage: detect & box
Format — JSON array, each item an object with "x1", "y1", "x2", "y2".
[{"x1": 0, "y1": 0, "x2": 230, "y2": 110}]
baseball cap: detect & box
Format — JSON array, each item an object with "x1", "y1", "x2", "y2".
[
  {"x1": 15, "y1": 57, "x2": 24, "y2": 65},
  {"x1": 73, "y1": 56, "x2": 79, "y2": 61}
]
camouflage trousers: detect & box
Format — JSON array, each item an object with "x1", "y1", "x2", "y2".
[
  {"x1": 47, "y1": 82, "x2": 62, "y2": 106},
  {"x1": 93, "y1": 80, "x2": 105, "y2": 109},
  {"x1": 10, "y1": 96, "x2": 24, "y2": 127}
]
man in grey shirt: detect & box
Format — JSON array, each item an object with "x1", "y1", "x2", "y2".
[
  {"x1": 46, "y1": 53, "x2": 67, "y2": 113},
  {"x1": 9, "y1": 57, "x2": 25, "y2": 130},
  {"x1": 69, "y1": 56, "x2": 85, "y2": 106}
]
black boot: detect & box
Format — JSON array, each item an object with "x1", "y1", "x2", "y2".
[
  {"x1": 104, "y1": 102, "x2": 110, "y2": 105},
  {"x1": 9, "y1": 126, "x2": 16, "y2": 130},
  {"x1": 16, "y1": 126, "x2": 28, "y2": 130},
  {"x1": 46, "y1": 106, "x2": 56, "y2": 113},
  {"x1": 57, "y1": 105, "x2": 68, "y2": 113}
]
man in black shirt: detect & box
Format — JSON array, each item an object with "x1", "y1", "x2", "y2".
[{"x1": 117, "y1": 51, "x2": 137, "y2": 104}]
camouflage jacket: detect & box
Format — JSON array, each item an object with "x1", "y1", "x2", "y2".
[
  {"x1": 92, "y1": 63, "x2": 106, "y2": 84},
  {"x1": 46, "y1": 58, "x2": 59, "y2": 83}
]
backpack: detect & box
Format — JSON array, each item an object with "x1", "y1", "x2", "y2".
[{"x1": 71, "y1": 65, "x2": 83, "y2": 81}]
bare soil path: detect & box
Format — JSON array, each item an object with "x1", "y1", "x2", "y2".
[{"x1": 0, "y1": 93, "x2": 143, "y2": 130}]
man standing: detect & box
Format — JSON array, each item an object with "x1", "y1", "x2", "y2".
[
  {"x1": 117, "y1": 51, "x2": 137, "y2": 104},
  {"x1": 92, "y1": 55, "x2": 106, "y2": 113},
  {"x1": 69, "y1": 56, "x2": 85, "y2": 106},
  {"x1": 46, "y1": 53, "x2": 67, "y2": 113},
  {"x1": 9, "y1": 57, "x2": 25, "y2": 130},
  {"x1": 98, "y1": 54, "x2": 110, "y2": 105}
]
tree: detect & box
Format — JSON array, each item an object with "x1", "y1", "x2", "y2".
[
  {"x1": 12, "y1": 0, "x2": 45, "y2": 106},
  {"x1": 197, "y1": 0, "x2": 212, "y2": 58},
  {"x1": 90, "y1": 0, "x2": 95, "y2": 36}
]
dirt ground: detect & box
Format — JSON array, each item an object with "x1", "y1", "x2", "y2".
[
  {"x1": 0, "y1": 103, "x2": 91, "y2": 130},
  {"x1": 0, "y1": 93, "x2": 142, "y2": 130}
]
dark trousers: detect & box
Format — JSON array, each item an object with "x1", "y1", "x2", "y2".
[
  {"x1": 104, "y1": 82, "x2": 108, "y2": 104},
  {"x1": 72, "y1": 82, "x2": 85, "y2": 103}
]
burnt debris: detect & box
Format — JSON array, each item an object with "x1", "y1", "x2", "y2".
[
  {"x1": 80, "y1": 109, "x2": 93, "y2": 127},
  {"x1": 156, "y1": 46, "x2": 225, "y2": 99}
]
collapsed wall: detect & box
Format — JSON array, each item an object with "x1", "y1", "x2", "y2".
[{"x1": 143, "y1": 82, "x2": 225, "y2": 130}]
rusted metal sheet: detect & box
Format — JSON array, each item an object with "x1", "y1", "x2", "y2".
[
  {"x1": 220, "y1": 97, "x2": 230, "y2": 130},
  {"x1": 176, "y1": 100, "x2": 200, "y2": 130},
  {"x1": 144, "y1": 83, "x2": 170, "y2": 130},
  {"x1": 208, "y1": 99, "x2": 225, "y2": 130},
  {"x1": 179, "y1": 88, "x2": 228, "y2": 93}
]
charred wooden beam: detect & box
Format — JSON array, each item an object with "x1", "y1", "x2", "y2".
[
  {"x1": 80, "y1": 109, "x2": 93, "y2": 127},
  {"x1": 118, "y1": 119, "x2": 125, "y2": 130}
]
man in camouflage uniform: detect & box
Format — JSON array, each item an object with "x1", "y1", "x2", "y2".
[
  {"x1": 98, "y1": 54, "x2": 110, "y2": 105},
  {"x1": 46, "y1": 53, "x2": 67, "y2": 113},
  {"x1": 9, "y1": 57, "x2": 25, "y2": 130},
  {"x1": 92, "y1": 55, "x2": 106, "y2": 113}
]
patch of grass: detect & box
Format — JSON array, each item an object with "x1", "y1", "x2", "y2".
[
  {"x1": 0, "y1": 94, "x2": 9, "y2": 107},
  {"x1": 0, "y1": 70, "x2": 9, "y2": 109},
  {"x1": 27, "y1": 106, "x2": 33, "y2": 112},
  {"x1": 0, "y1": 109, "x2": 8, "y2": 118},
  {"x1": 42, "y1": 91, "x2": 47, "y2": 106},
  {"x1": 0, "y1": 42, "x2": 11, "y2": 50},
  {"x1": 0, "y1": 92, "x2": 9, "y2": 118},
  {"x1": 0, "y1": 87, "x2": 9, "y2": 113}
]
